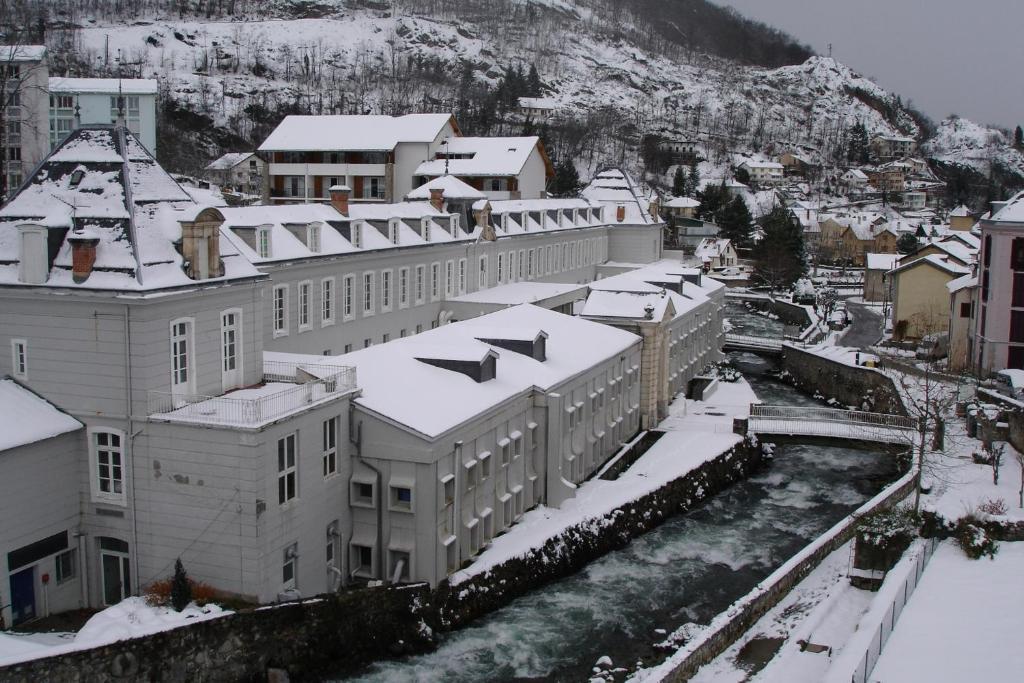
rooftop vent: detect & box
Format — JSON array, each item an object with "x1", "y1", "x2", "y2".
[
  {"x1": 472, "y1": 327, "x2": 548, "y2": 362},
  {"x1": 413, "y1": 342, "x2": 498, "y2": 383}
]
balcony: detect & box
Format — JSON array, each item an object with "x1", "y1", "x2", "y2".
[{"x1": 148, "y1": 360, "x2": 357, "y2": 428}]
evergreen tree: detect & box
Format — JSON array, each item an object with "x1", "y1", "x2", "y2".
[
  {"x1": 717, "y1": 196, "x2": 754, "y2": 248},
  {"x1": 847, "y1": 121, "x2": 870, "y2": 164},
  {"x1": 550, "y1": 158, "x2": 580, "y2": 197},
  {"x1": 687, "y1": 162, "x2": 701, "y2": 197},
  {"x1": 697, "y1": 182, "x2": 728, "y2": 221},
  {"x1": 1015, "y1": 125, "x2": 1023, "y2": 149},
  {"x1": 170, "y1": 558, "x2": 192, "y2": 612},
  {"x1": 753, "y1": 206, "x2": 806, "y2": 292},
  {"x1": 527, "y1": 64, "x2": 542, "y2": 97},
  {"x1": 672, "y1": 166, "x2": 686, "y2": 197},
  {"x1": 897, "y1": 232, "x2": 919, "y2": 254}
]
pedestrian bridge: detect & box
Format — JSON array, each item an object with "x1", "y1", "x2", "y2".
[
  {"x1": 747, "y1": 405, "x2": 916, "y2": 444},
  {"x1": 724, "y1": 333, "x2": 784, "y2": 353}
]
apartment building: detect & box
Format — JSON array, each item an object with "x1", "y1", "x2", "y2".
[
  {"x1": 736, "y1": 159, "x2": 784, "y2": 186},
  {"x1": 871, "y1": 134, "x2": 916, "y2": 161},
  {"x1": 48, "y1": 77, "x2": 158, "y2": 153},
  {"x1": 973, "y1": 192, "x2": 1024, "y2": 372},
  {"x1": 413, "y1": 136, "x2": 553, "y2": 201},
  {"x1": 1, "y1": 45, "x2": 49, "y2": 196}
]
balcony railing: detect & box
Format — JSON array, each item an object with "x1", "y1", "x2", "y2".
[{"x1": 148, "y1": 361, "x2": 357, "y2": 428}]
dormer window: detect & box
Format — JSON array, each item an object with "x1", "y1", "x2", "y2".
[
  {"x1": 307, "y1": 223, "x2": 321, "y2": 253},
  {"x1": 521, "y1": 212, "x2": 530, "y2": 231},
  {"x1": 351, "y1": 222, "x2": 363, "y2": 248},
  {"x1": 421, "y1": 218, "x2": 431, "y2": 242},
  {"x1": 500, "y1": 214, "x2": 508, "y2": 232},
  {"x1": 257, "y1": 225, "x2": 271, "y2": 258},
  {"x1": 451, "y1": 214, "x2": 460, "y2": 234},
  {"x1": 69, "y1": 169, "x2": 85, "y2": 188},
  {"x1": 17, "y1": 224, "x2": 48, "y2": 285},
  {"x1": 388, "y1": 219, "x2": 400, "y2": 245}
]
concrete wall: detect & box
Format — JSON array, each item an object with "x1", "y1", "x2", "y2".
[{"x1": 781, "y1": 345, "x2": 905, "y2": 415}]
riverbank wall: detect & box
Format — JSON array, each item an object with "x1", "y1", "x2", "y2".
[{"x1": 780, "y1": 345, "x2": 905, "y2": 415}]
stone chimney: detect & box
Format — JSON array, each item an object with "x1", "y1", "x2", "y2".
[
  {"x1": 475, "y1": 201, "x2": 496, "y2": 242},
  {"x1": 69, "y1": 230, "x2": 101, "y2": 284},
  {"x1": 429, "y1": 188, "x2": 445, "y2": 212},
  {"x1": 616, "y1": 204, "x2": 626, "y2": 222},
  {"x1": 329, "y1": 185, "x2": 351, "y2": 216},
  {"x1": 179, "y1": 207, "x2": 225, "y2": 280}
]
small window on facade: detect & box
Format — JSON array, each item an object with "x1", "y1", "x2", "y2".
[
  {"x1": 479, "y1": 451, "x2": 492, "y2": 478},
  {"x1": 381, "y1": 270, "x2": 392, "y2": 311},
  {"x1": 415, "y1": 265, "x2": 425, "y2": 304},
  {"x1": 298, "y1": 281, "x2": 312, "y2": 331},
  {"x1": 322, "y1": 417, "x2": 338, "y2": 477},
  {"x1": 322, "y1": 278, "x2": 335, "y2": 326},
  {"x1": 273, "y1": 285, "x2": 289, "y2": 337},
  {"x1": 363, "y1": 272, "x2": 375, "y2": 314},
  {"x1": 390, "y1": 486, "x2": 413, "y2": 511},
  {"x1": 342, "y1": 275, "x2": 355, "y2": 320},
  {"x1": 277, "y1": 433, "x2": 298, "y2": 505},
  {"x1": 257, "y1": 227, "x2": 271, "y2": 258},
  {"x1": 307, "y1": 223, "x2": 321, "y2": 253},
  {"x1": 442, "y1": 474, "x2": 455, "y2": 505},
  {"x1": 353, "y1": 481, "x2": 374, "y2": 506},
  {"x1": 399, "y1": 267, "x2": 409, "y2": 308},
  {"x1": 11, "y1": 339, "x2": 27, "y2": 378},
  {"x1": 354, "y1": 545, "x2": 373, "y2": 577},
  {"x1": 56, "y1": 549, "x2": 76, "y2": 583},
  {"x1": 91, "y1": 429, "x2": 125, "y2": 504},
  {"x1": 498, "y1": 438, "x2": 511, "y2": 467},
  {"x1": 282, "y1": 543, "x2": 298, "y2": 589}
]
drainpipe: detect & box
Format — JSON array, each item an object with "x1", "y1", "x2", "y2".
[
  {"x1": 352, "y1": 417, "x2": 384, "y2": 580},
  {"x1": 453, "y1": 440, "x2": 464, "y2": 577},
  {"x1": 124, "y1": 305, "x2": 141, "y2": 599}
]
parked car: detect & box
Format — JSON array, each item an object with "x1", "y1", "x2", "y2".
[
  {"x1": 914, "y1": 333, "x2": 948, "y2": 361},
  {"x1": 987, "y1": 369, "x2": 1024, "y2": 400}
]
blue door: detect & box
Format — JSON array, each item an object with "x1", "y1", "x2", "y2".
[{"x1": 10, "y1": 567, "x2": 36, "y2": 625}]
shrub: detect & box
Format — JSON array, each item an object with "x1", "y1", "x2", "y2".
[
  {"x1": 856, "y1": 504, "x2": 919, "y2": 548},
  {"x1": 978, "y1": 498, "x2": 1009, "y2": 516},
  {"x1": 954, "y1": 517, "x2": 998, "y2": 560},
  {"x1": 145, "y1": 576, "x2": 218, "y2": 609},
  {"x1": 170, "y1": 558, "x2": 193, "y2": 611}
]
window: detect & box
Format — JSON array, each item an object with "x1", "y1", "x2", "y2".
[
  {"x1": 282, "y1": 544, "x2": 297, "y2": 590},
  {"x1": 353, "y1": 545, "x2": 374, "y2": 577},
  {"x1": 381, "y1": 269, "x2": 393, "y2": 311},
  {"x1": 352, "y1": 480, "x2": 374, "y2": 507},
  {"x1": 464, "y1": 460, "x2": 479, "y2": 489},
  {"x1": 416, "y1": 324, "x2": 423, "y2": 334},
  {"x1": 307, "y1": 223, "x2": 321, "y2": 253},
  {"x1": 273, "y1": 285, "x2": 289, "y2": 336},
  {"x1": 498, "y1": 437, "x2": 511, "y2": 467},
  {"x1": 458, "y1": 258, "x2": 467, "y2": 294},
  {"x1": 497, "y1": 253, "x2": 504, "y2": 284},
  {"x1": 431, "y1": 262, "x2": 441, "y2": 301},
  {"x1": 388, "y1": 220, "x2": 399, "y2": 245},
  {"x1": 390, "y1": 485, "x2": 413, "y2": 512},
  {"x1": 351, "y1": 222, "x2": 363, "y2": 248},
  {"x1": 518, "y1": 250, "x2": 525, "y2": 279},
  {"x1": 362, "y1": 176, "x2": 386, "y2": 200},
  {"x1": 90, "y1": 429, "x2": 125, "y2": 505},
  {"x1": 527, "y1": 249, "x2": 534, "y2": 278},
  {"x1": 170, "y1": 318, "x2": 194, "y2": 398},
  {"x1": 11, "y1": 339, "x2": 27, "y2": 378},
  {"x1": 342, "y1": 275, "x2": 355, "y2": 320},
  {"x1": 389, "y1": 550, "x2": 411, "y2": 582},
  {"x1": 277, "y1": 433, "x2": 298, "y2": 505},
  {"x1": 399, "y1": 267, "x2": 409, "y2": 308},
  {"x1": 322, "y1": 417, "x2": 338, "y2": 477},
  {"x1": 220, "y1": 310, "x2": 242, "y2": 390},
  {"x1": 415, "y1": 265, "x2": 425, "y2": 304},
  {"x1": 442, "y1": 474, "x2": 455, "y2": 505},
  {"x1": 960, "y1": 302, "x2": 972, "y2": 318},
  {"x1": 478, "y1": 256, "x2": 488, "y2": 289},
  {"x1": 479, "y1": 450, "x2": 492, "y2": 478},
  {"x1": 322, "y1": 278, "x2": 335, "y2": 325},
  {"x1": 1014, "y1": 273, "x2": 1024, "y2": 308},
  {"x1": 298, "y1": 280, "x2": 312, "y2": 331},
  {"x1": 364, "y1": 338, "x2": 372, "y2": 348},
  {"x1": 382, "y1": 333, "x2": 390, "y2": 343},
  {"x1": 445, "y1": 260, "x2": 455, "y2": 297},
  {"x1": 257, "y1": 226, "x2": 271, "y2": 258},
  {"x1": 55, "y1": 549, "x2": 76, "y2": 584},
  {"x1": 344, "y1": 344, "x2": 352, "y2": 353},
  {"x1": 363, "y1": 272, "x2": 375, "y2": 315},
  {"x1": 1012, "y1": 311, "x2": 1024, "y2": 344},
  {"x1": 512, "y1": 432, "x2": 523, "y2": 459}
]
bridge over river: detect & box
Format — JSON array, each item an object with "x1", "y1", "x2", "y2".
[{"x1": 747, "y1": 404, "x2": 916, "y2": 444}]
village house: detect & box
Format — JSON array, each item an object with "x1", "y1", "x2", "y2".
[
  {"x1": 779, "y1": 152, "x2": 819, "y2": 178},
  {"x1": 204, "y1": 152, "x2": 266, "y2": 195},
  {"x1": 517, "y1": 97, "x2": 557, "y2": 121},
  {"x1": 47, "y1": 77, "x2": 158, "y2": 154},
  {"x1": 863, "y1": 253, "x2": 899, "y2": 302},
  {"x1": 736, "y1": 159, "x2": 784, "y2": 186},
  {"x1": 871, "y1": 134, "x2": 916, "y2": 161},
  {"x1": 818, "y1": 213, "x2": 893, "y2": 265},
  {"x1": 947, "y1": 273, "x2": 977, "y2": 373},
  {"x1": 866, "y1": 163, "x2": 907, "y2": 194},
  {"x1": 948, "y1": 204, "x2": 977, "y2": 231},
  {"x1": 694, "y1": 237, "x2": 738, "y2": 270},
  {"x1": 1, "y1": 46, "x2": 50, "y2": 194},
  {"x1": 889, "y1": 254, "x2": 971, "y2": 340},
  {"x1": 658, "y1": 138, "x2": 701, "y2": 161},
  {"x1": 413, "y1": 136, "x2": 553, "y2": 201},
  {"x1": 972, "y1": 192, "x2": 1024, "y2": 372}
]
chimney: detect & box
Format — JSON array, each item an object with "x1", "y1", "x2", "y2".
[
  {"x1": 429, "y1": 188, "x2": 445, "y2": 212},
  {"x1": 329, "y1": 185, "x2": 351, "y2": 216},
  {"x1": 69, "y1": 231, "x2": 100, "y2": 284},
  {"x1": 616, "y1": 204, "x2": 626, "y2": 222},
  {"x1": 179, "y1": 207, "x2": 225, "y2": 280},
  {"x1": 475, "y1": 201, "x2": 496, "y2": 241}
]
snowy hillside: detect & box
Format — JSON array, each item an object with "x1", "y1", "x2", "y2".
[{"x1": 923, "y1": 116, "x2": 1024, "y2": 179}]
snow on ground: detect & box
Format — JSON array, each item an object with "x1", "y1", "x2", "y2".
[
  {"x1": 869, "y1": 542, "x2": 1024, "y2": 683},
  {"x1": 0, "y1": 598, "x2": 230, "y2": 667},
  {"x1": 800, "y1": 343, "x2": 878, "y2": 368},
  {"x1": 450, "y1": 378, "x2": 756, "y2": 584}
]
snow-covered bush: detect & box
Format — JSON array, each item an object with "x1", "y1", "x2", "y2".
[
  {"x1": 954, "y1": 517, "x2": 998, "y2": 560},
  {"x1": 856, "y1": 505, "x2": 919, "y2": 548},
  {"x1": 978, "y1": 498, "x2": 1009, "y2": 516}
]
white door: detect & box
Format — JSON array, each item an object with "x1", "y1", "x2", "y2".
[
  {"x1": 170, "y1": 320, "x2": 192, "y2": 407},
  {"x1": 221, "y1": 311, "x2": 242, "y2": 392}
]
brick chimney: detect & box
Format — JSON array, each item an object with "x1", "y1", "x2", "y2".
[
  {"x1": 429, "y1": 188, "x2": 445, "y2": 211},
  {"x1": 69, "y1": 231, "x2": 101, "y2": 284},
  {"x1": 329, "y1": 185, "x2": 351, "y2": 216},
  {"x1": 616, "y1": 204, "x2": 626, "y2": 222}
]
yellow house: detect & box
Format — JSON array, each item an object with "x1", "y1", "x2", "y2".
[
  {"x1": 890, "y1": 255, "x2": 971, "y2": 340},
  {"x1": 948, "y1": 205, "x2": 976, "y2": 231},
  {"x1": 947, "y1": 273, "x2": 977, "y2": 372}
]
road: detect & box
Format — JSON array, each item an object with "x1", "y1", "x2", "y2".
[{"x1": 841, "y1": 300, "x2": 884, "y2": 349}]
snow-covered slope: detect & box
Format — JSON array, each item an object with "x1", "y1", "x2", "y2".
[{"x1": 923, "y1": 116, "x2": 1024, "y2": 178}]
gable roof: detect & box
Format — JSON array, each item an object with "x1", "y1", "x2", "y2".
[
  {"x1": 415, "y1": 137, "x2": 551, "y2": 178},
  {"x1": 406, "y1": 174, "x2": 486, "y2": 201},
  {"x1": 205, "y1": 152, "x2": 255, "y2": 171},
  {"x1": 258, "y1": 114, "x2": 455, "y2": 152},
  {"x1": 580, "y1": 168, "x2": 658, "y2": 225},
  {"x1": 0, "y1": 379, "x2": 82, "y2": 452},
  {"x1": 890, "y1": 253, "x2": 971, "y2": 277}
]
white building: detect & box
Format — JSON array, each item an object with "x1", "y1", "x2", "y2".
[
  {"x1": 414, "y1": 136, "x2": 552, "y2": 201},
  {"x1": 48, "y1": 78, "x2": 158, "y2": 154},
  {"x1": 517, "y1": 97, "x2": 557, "y2": 120},
  {"x1": 694, "y1": 238, "x2": 738, "y2": 270},
  {"x1": 1, "y1": 45, "x2": 49, "y2": 196},
  {"x1": 205, "y1": 152, "x2": 266, "y2": 194},
  {"x1": 737, "y1": 159, "x2": 784, "y2": 186}
]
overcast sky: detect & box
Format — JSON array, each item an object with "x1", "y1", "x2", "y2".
[{"x1": 712, "y1": 0, "x2": 1024, "y2": 130}]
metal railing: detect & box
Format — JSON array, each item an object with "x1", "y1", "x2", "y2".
[
  {"x1": 724, "y1": 333, "x2": 784, "y2": 350},
  {"x1": 849, "y1": 538, "x2": 941, "y2": 683},
  {"x1": 748, "y1": 405, "x2": 916, "y2": 443},
  {"x1": 148, "y1": 362, "x2": 356, "y2": 427},
  {"x1": 750, "y1": 405, "x2": 915, "y2": 429}
]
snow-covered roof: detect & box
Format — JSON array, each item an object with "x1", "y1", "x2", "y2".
[
  {"x1": 415, "y1": 137, "x2": 544, "y2": 177},
  {"x1": 258, "y1": 114, "x2": 454, "y2": 152},
  {"x1": 923, "y1": 239, "x2": 976, "y2": 265},
  {"x1": 581, "y1": 289, "x2": 674, "y2": 321},
  {"x1": 947, "y1": 274, "x2": 977, "y2": 294},
  {"x1": 990, "y1": 191, "x2": 1024, "y2": 224},
  {"x1": 48, "y1": 77, "x2": 158, "y2": 95},
  {"x1": 0, "y1": 126, "x2": 262, "y2": 291},
  {"x1": 580, "y1": 168, "x2": 658, "y2": 225},
  {"x1": 269, "y1": 305, "x2": 640, "y2": 439},
  {"x1": 948, "y1": 204, "x2": 972, "y2": 218},
  {"x1": 518, "y1": 97, "x2": 557, "y2": 110},
  {"x1": 586, "y1": 260, "x2": 720, "y2": 321},
  {"x1": 891, "y1": 254, "x2": 971, "y2": 277},
  {"x1": 842, "y1": 169, "x2": 869, "y2": 181},
  {"x1": 449, "y1": 281, "x2": 585, "y2": 305},
  {"x1": 0, "y1": 379, "x2": 82, "y2": 452},
  {"x1": 738, "y1": 159, "x2": 783, "y2": 170},
  {"x1": 664, "y1": 197, "x2": 700, "y2": 209},
  {"x1": 406, "y1": 175, "x2": 486, "y2": 201},
  {"x1": 0, "y1": 45, "x2": 45, "y2": 61},
  {"x1": 865, "y1": 253, "x2": 900, "y2": 271},
  {"x1": 694, "y1": 238, "x2": 733, "y2": 260},
  {"x1": 205, "y1": 152, "x2": 255, "y2": 171},
  {"x1": 943, "y1": 231, "x2": 980, "y2": 250}
]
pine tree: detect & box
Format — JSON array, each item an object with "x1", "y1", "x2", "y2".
[
  {"x1": 550, "y1": 158, "x2": 580, "y2": 197},
  {"x1": 753, "y1": 206, "x2": 806, "y2": 292},
  {"x1": 897, "y1": 232, "x2": 919, "y2": 254},
  {"x1": 527, "y1": 64, "x2": 542, "y2": 97},
  {"x1": 687, "y1": 162, "x2": 701, "y2": 196},
  {"x1": 672, "y1": 166, "x2": 686, "y2": 197},
  {"x1": 170, "y1": 558, "x2": 192, "y2": 611},
  {"x1": 1015, "y1": 125, "x2": 1023, "y2": 149},
  {"x1": 697, "y1": 182, "x2": 728, "y2": 221},
  {"x1": 717, "y1": 196, "x2": 754, "y2": 248}
]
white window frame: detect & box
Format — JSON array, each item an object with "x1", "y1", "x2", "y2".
[
  {"x1": 272, "y1": 284, "x2": 289, "y2": 337},
  {"x1": 322, "y1": 417, "x2": 338, "y2": 478},
  {"x1": 342, "y1": 274, "x2": 355, "y2": 321},
  {"x1": 478, "y1": 255, "x2": 488, "y2": 289},
  {"x1": 257, "y1": 226, "x2": 272, "y2": 258},
  {"x1": 297, "y1": 280, "x2": 313, "y2": 332},
  {"x1": 398, "y1": 267, "x2": 410, "y2": 308},
  {"x1": 430, "y1": 262, "x2": 441, "y2": 301},
  {"x1": 381, "y1": 269, "x2": 393, "y2": 312},
  {"x1": 518, "y1": 249, "x2": 525, "y2": 279},
  {"x1": 362, "y1": 271, "x2": 376, "y2": 316},
  {"x1": 169, "y1": 317, "x2": 196, "y2": 401},
  {"x1": 458, "y1": 258, "x2": 467, "y2": 295},
  {"x1": 389, "y1": 484, "x2": 414, "y2": 513},
  {"x1": 497, "y1": 253, "x2": 504, "y2": 284},
  {"x1": 277, "y1": 432, "x2": 298, "y2": 506},
  {"x1": 445, "y1": 260, "x2": 455, "y2": 297},
  {"x1": 307, "y1": 223, "x2": 321, "y2": 253},
  {"x1": 89, "y1": 427, "x2": 127, "y2": 506},
  {"x1": 321, "y1": 277, "x2": 336, "y2": 326},
  {"x1": 415, "y1": 264, "x2": 426, "y2": 305},
  {"x1": 11, "y1": 338, "x2": 27, "y2": 379},
  {"x1": 220, "y1": 308, "x2": 243, "y2": 392}
]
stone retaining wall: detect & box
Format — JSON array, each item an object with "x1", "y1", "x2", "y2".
[
  {"x1": 435, "y1": 440, "x2": 764, "y2": 629},
  {"x1": 0, "y1": 584, "x2": 434, "y2": 683},
  {"x1": 651, "y1": 470, "x2": 918, "y2": 682},
  {"x1": 781, "y1": 345, "x2": 905, "y2": 415}
]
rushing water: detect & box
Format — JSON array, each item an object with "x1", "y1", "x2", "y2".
[
  {"x1": 725, "y1": 300, "x2": 785, "y2": 338},
  {"x1": 338, "y1": 344, "x2": 898, "y2": 683}
]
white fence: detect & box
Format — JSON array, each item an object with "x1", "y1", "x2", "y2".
[
  {"x1": 748, "y1": 405, "x2": 916, "y2": 443},
  {"x1": 724, "y1": 333, "x2": 783, "y2": 351},
  {"x1": 847, "y1": 538, "x2": 942, "y2": 683}
]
